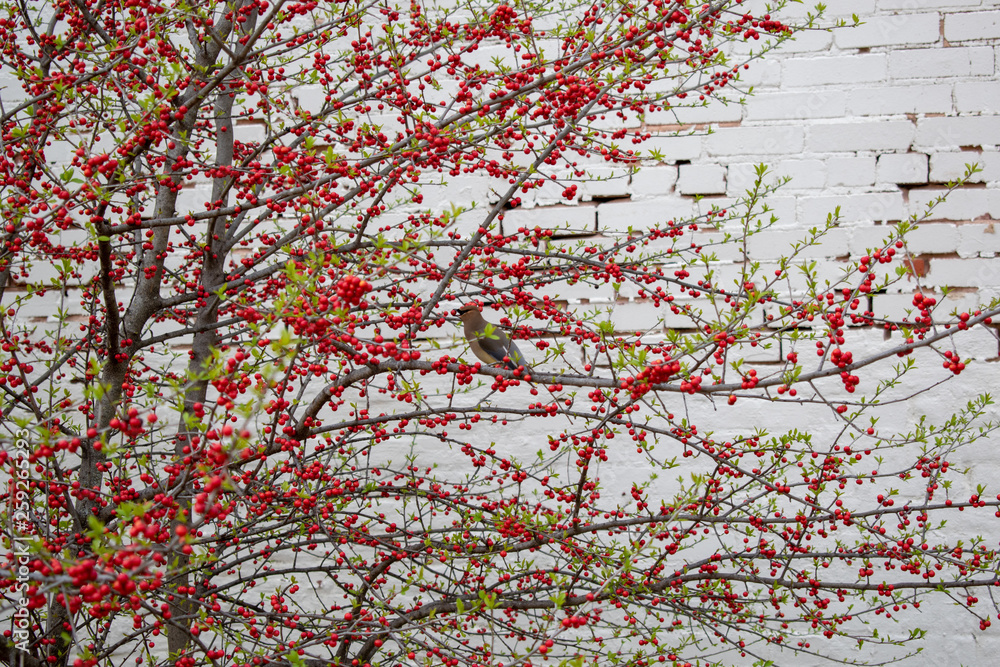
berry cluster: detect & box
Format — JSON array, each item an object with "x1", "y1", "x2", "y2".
[{"x1": 336, "y1": 274, "x2": 372, "y2": 306}]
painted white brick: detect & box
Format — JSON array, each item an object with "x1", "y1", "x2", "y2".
[
  {"x1": 647, "y1": 99, "x2": 744, "y2": 125},
  {"x1": 502, "y1": 205, "x2": 595, "y2": 235},
  {"x1": 847, "y1": 84, "x2": 953, "y2": 116},
  {"x1": 234, "y1": 120, "x2": 268, "y2": 145},
  {"x1": 927, "y1": 257, "x2": 1000, "y2": 287},
  {"x1": 744, "y1": 90, "x2": 847, "y2": 121},
  {"x1": 175, "y1": 183, "x2": 214, "y2": 215},
  {"x1": 808, "y1": 121, "x2": 915, "y2": 152},
  {"x1": 687, "y1": 231, "x2": 753, "y2": 262},
  {"x1": 292, "y1": 84, "x2": 329, "y2": 115},
  {"x1": 944, "y1": 10, "x2": 1000, "y2": 42},
  {"x1": 773, "y1": 29, "x2": 834, "y2": 53},
  {"x1": 578, "y1": 168, "x2": 632, "y2": 200},
  {"x1": 629, "y1": 166, "x2": 678, "y2": 198},
  {"x1": 909, "y1": 188, "x2": 1000, "y2": 220},
  {"x1": 601, "y1": 301, "x2": 667, "y2": 333},
  {"x1": 905, "y1": 223, "x2": 961, "y2": 254},
  {"x1": 745, "y1": 227, "x2": 851, "y2": 261},
  {"x1": 677, "y1": 164, "x2": 727, "y2": 195},
  {"x1": 781, "y1": 0, "x2": 876, "y2": 19},
  {"x1": 930, "y1": 151, "x2": 1000, "y2": 182},
  {"x1": 642, "y1": 134, "x2": 703, "y2": 162},
  {"x1": 877, "y1": 153, "x2": 929, "y2": 184},
  {"x1": 834, "y1": 13, "x2": 941, "y2": 49},
  {"x1": 419, "y1": 176, "x2": 493, "y2": 210},
  {"x1": 737, "y1": 59, "x2": 782, "y2": 88},
  {"x1": 848, "y1": 224, "x2": 903, "y2": 255},
  {"x1": 881, "y1": 0, "x2": 986, "y2": 8},
  {"x1": 727, "y1": 160, "x2": 826, "y2": 196},
  {"x1": 700, "y1": 196, "x2": 798, "y2": 229},
  {"x1": 827, "y1": 156, "x2": 878, "y2": 187},
  {"x1": 0, "y1": 73, "x2": 25, "y2": 103},
  {"x1": 870, "y1": 292, "x2": 917, "y2": 321},
  {"x1": 532, "y1": 273, "x2": 618, "y2": 304},
  {"x1": 596, "y1": 197, "x2": 696, "y2": 233},
  {"x1": 955, "y1": 81, "x2": 1000, "y2": 114},
  {"x1": 958, "y1": 221, "x2": 1000, "y2": 257},
  {"x1": 917, "y1": 116, "x2": 1000, "y2": 151},
  {"x1": 800, "y1": 192, "x2": 907, "y2": 224},
  {"x1": 705, "y1": 126, "x2": 805, "y2": 156},
  {"x1": 888, "y1": 45, "x2": 995, "y2": 79},
  {"x1": 782, "y1": 54, "x2": 888, "y2": 87}
]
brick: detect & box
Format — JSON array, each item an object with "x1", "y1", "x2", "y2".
[
  {"x1": 848, "y1": 224, "x2": 903, "y2": 256},
  {"x1": 234, "y1": 120, "x2": 267, "y2": 144},
  {"x1": 2, "y1": 288, "x2": 88, "y2": 321},
  {"x1": 877, "y1": 153, "x2": 929, "y2": 185},
  {"x1": 834, "y1": 13, "x2": 941, "y2": 49},
  {"x1": 735, "y1": 59, "x2": 782, "y2": 88},
  {"x1": 705, "y1": 126, "x2": 805, "y2": 156},
  {"x1": 642, "y1": 134, "x2": 703, "y2": 162},
  {"x1": 629, "y1": 166, "x2": 678, "y2": 198},
  {"x1": 745, "y1": 228, "x2": 850, "y2": 260},
  {"x1": 871, "y1": 292, "x2": 920, "y2": 322},
  {"x1": 772, "y1": 29, "x2": 834, "y2": 54},
  {"x1": 660, "y1": 297, "x2": 711, "y2": 330},
  {"x1": 646, "y1": 99, "x2": 743, "y2": 125},
  {"x1": 955, "y1": 81, "x2": 1000, "y2": 114},
  {"x1": 292, "y1": 84, "x2": 328, "y2": 115},
  {"x1": 578, "y1": 167, "x2": 632, "y2": 200},
  {"x1": 827, "y1": 156, "x2": 877, "y2": 187},
  {"x1": 532, "y1": 271, "x2": 618, "y2": 304},
  {"x1": 944, "y1": 10, "x2": 1000, "y2": 42},
  {"x1": 905, "y1": 223, "x2": 960, "y2": 254},
  {"x1": 697, "y1": 196, "x2": 798, "y2": 229},
  {"x1": 881, "y1": 0, "x2": 984, "y2": 8},
  {"x1": 958, "y1": 222, "x2": 1000, "y2": 257},
  {"x1": 677, "y1": 163, "x2": 727, "y2": 195},
  {"x1": 502, "y1": 205, "x2": 595, "y2": 236},
  {"x1": 665, "y1": 230, "x2": 746, "y2": 263},
  {"x1": 800, "y1": 192, "x2": 907, "y2": 224},
  {"x1": 916, "y1": 116, "x2": 1000, "y2": 149},
  {"x1": 419, "y1": 176, "x2": 493, "y2": 210},
  {"x1": 782, "y1": 54, "x2": 888, "y2": 87},
  {"x1": 909, "y1": 188, "x2": 1000, "y2": 220},
  {"x1": 596, "y1": 197, "x2": 696, "y2": 233},
  {"x1": 809, "y1": 121, "x2": 915, "y2": 153},
  {"x1": 0, "y1": 72, "x2": 25, "y2": 102},
  {"x1": 525, "y1": 175, "x2": 569, "y2": 207},
  {"x1": 848, "y1": 84, "x2": 953, "y2": 116},
  {"x1": 930, "y1": 151, "x2": 1000, "y2": 183},
  {"x1": 888, "y1": 46, "x2": 995, "y2": 79},
  {"x1": 927, "y1": 257, "x2": 1000, "y2": 287},
  {"x1": 781, "y1": 0, "x2": 875, "y2": 19},
  {"x1": 727, "y1": 160, "x2": 826, "y2": 196},
  {"x1": 175, "y1": 183, "x2": 214, "y2": 215},
  {"x1": 744, "y1": 90, "x2": 847, "y2": 122},
  {"x1": 601, "y1": 301, "x2": 667, "y2": 333}
]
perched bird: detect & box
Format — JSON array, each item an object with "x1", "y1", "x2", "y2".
[{"x1": 456, "y1": 303, "x2": 530, "y2": 371}]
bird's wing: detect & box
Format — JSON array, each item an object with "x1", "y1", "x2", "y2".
[{"x1": 476, "y1": 326, "x2": 528, "y2": 371}]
